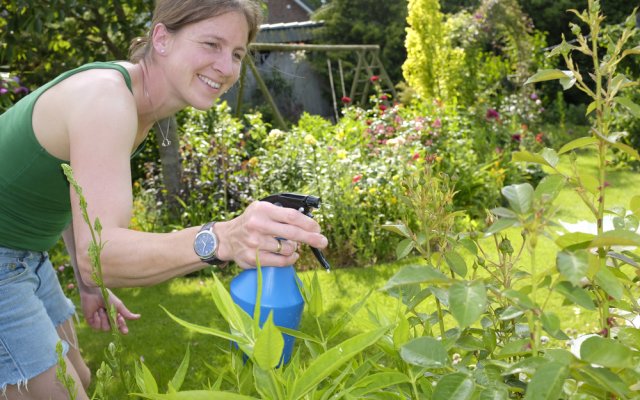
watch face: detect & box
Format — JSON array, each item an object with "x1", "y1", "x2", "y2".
[{"x1": 194, "y1": 231, "x2": 217, "y2": 258}]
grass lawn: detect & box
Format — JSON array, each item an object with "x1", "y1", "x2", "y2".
[{"x1": 72, "y1": 152, "x2": 640, "y2": 393}]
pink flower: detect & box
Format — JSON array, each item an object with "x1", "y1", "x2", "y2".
[
  {"x1": 67, "y1": 283, "x2": 75, "y2": 290},
  {"x1": 58, "y1": 266, "x2": 65, "y2": 272},
  {"x1": 535, "y1": 133, "x2": 544, "y2": 143},
  {"x1": 380, "y1": 94, "x2": 389, "y2": 101},
  {"x1": 352, "y1": 175, "x2": 362, "y2": 183},
  {"x1": 530, "y1": 93, "x2": 539, "y2": 100},
  {"x1": 370, "y1": 75, "x2": 379, "y2": 82},
  {"x1": 412, "y1": 152, "x2": 420, "y2": 161},
  {"x1": 341, "y1": 96, "x2": 352, "y2": 104},
  {"x1": 379, "y1": 104, "x2": 387, "y2": 112},
  {"x1": 431, "y1": 118, "x2": 442, "y2": 128}
]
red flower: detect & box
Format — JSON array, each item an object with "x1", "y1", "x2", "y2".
[
  {"x1": 341, "y1": 96, "x2": 352, "y2": 104},
  {"x1": 535, "y1": 132, "x2": 544, "y2": 143},
  {"x1": 380, "y1": 94, "x2": 389, "y2": 101},
  {"x1": 412, "y1": 152, "x2": 420, "y2": 161},
  {"x1": 511, "y1": 134, "x2": 522, "y2": 142},
  {"x1": 352, "y1": 174, "x2": 362, "y2": 183},
  {"x1": 379, "y1": 104, "x2": 387, "y2": 112},
  {"x1": 486, "y1": 108, "x2": 500, "y2": 120},
  {"x1": 370, "y1": 75, "x2": 379, "y2": 82}
]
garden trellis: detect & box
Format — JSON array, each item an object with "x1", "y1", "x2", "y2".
[{"x1": 238, "y1": 43, "x2": 397, "y2": 128}]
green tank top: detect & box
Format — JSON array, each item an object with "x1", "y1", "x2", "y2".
[{"x1": 0, "y1": 62, "x2": 143, "y2": 251}]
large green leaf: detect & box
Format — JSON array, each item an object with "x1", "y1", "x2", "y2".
[
  {"x1": 445, "y1": 251, "x2": 467, "y2": 278},
  {"x1": 400, "y1": 336, "x2": 448, "y2": 368},
  {"x1": 484, "y1": 218, "x2": 518, "y2": 236},
  {"x1": 382, "y1": 223, "x2": 412, "y2": 238},
  {"x1": 614, "y1": 97, "x2": 640, "y2": 118},
  {"x1": 556, "y1": 250, "x2": 588, "y2": 286},
  {"x1": 580, "y1": 336, "x2": 636, "y2": 368},
  {"x1": 554, "y1": 281, "x2": 595, "y2": 310},
  {"x1": 576, "y1": 365, "x2": 631, "y2": 397},
  {"x1": 169, "y1": 345, "x2": 190, "y2": 392},
  {"x1": 161, "y1": 306, "x2": 248, "y2": 344},
  {"x1": 449, "y1": 281, "x2": 487, "y2": 328},
  {"x1": 590, "y1": 230, "x2": 640, "y2": 247},
  {"x1": 556, "y1": 232, "x2": 596, "y2": 250},
  {"x1": 512, "y1": 150, "x2": 553, "y2": 168},
  {"x1": 432, "y1": 373, "x2": 475, "y2": 400},
  {"x1": 523, "y1": 361, "x2": 569, "y2": 400},
  {"x1": 253, "y1": 365, "x2": 284, "y2": 400},
  {"x1": 501, "y1": 183, "x2": 534, "y2": 214},
  {"x1": 524, "y1": 69, "x2": 574, "y2": 88},
  {"x1": 253, "y1": 312, "x2": 284, "y2": 370},
  {"x1": 617, "y1": 327, "x2": 640, "y2": 350},
  {"x1": 534, "y1": 174, "x2": 565, "y2": 203},
  {"x1": 558, "y1": 136, "x2": 599, "y2": 154},
  {"x1": 135, "y1": 392, "x2": 258, "y2": 399},
  {"x1": 540, "y1": 311, "x2": 569, "y2": 340},
  {"x1": 381, "y1": 264, "x2": 451, "y2": 291},
  {"x1": 135, "y1": 362, "x2": 159, "y2": 395},
  {"x1": 288, "y1": 326, "x2": 389, "y2": 399},
  {"x1": 349, "y1": 372, "x2": 411, "y2": 397},
  {"x1": 594, "y1": 267, "x2": 624, "y2": 300},
  {"x1": 612, "y1": 142, "x2": 640, "y2": 161}
]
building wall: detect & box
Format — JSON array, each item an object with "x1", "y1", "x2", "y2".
[{"x1": 265, "y1": 0, "x2": 311, "y2": 24}]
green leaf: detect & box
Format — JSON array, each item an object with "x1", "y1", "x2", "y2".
[
  {"x1": 512, "y1": 150, "x2": 553, "y2": 167},
  {"x1": 524, "y1": 69, "x2": 571, "y2": 85},
  {"x1": 381, "y1": 264, "x2": 451, "y2": 291},
  {"x1": 289, "y1": 326, "x2": 389, "y2": 400},
  {"x1": 502, "y1": 183, "x2": 534, "y2": 214},
  {"x1": 555, "y1": 232, "x2": 595, "y2": 250},
  {"x1": 253, "y1": 364, "x2": 284, "y2": 399},
  {"x1": 400, "y1": 336, "x2": 448, "y2": 368},
  {"x1": 349, "y1": 372, "x2": 411, "y2": 397},
  {"x1": 490, "y1": 207, "x2": 518, "y2": 218},
  {"x1": 135, "y1": 391, "x2": 259, "y2": 400},
  {"x1": 498, "y1": 306, "x2": 524, "y2": 320},
  {"x1": 382, "y1": 223, "x2": 412, "y2": 238},
  {"x1": 136, "y1": 362, "x2": 159, "y2": 394},
  {"x1": 253, "y1": 312, "x2": 285, "y2": 369},
  {"x1": 554, "y1": 282, "x2": 595, "y2": 310},
  {"x1": 541, "y1": 312, "x2": 569, "y2": 340},
  {"x1": 503, "y1": 356, "x2": 548, "y2": 376},
  {"x1": 612, "y1": 142, "x2": 640, "y2": 161},
  {"x1": 595, "y1": 267, "x2": 624, "y2": 300},
  {"x1": 396, "y1": 238, "x2": 414, "y2": 260},
  {"x1": 308, "y1": 271, "x2": 323, "y2": 317},
  {"x1": 534, "y1": 174, "x2": 565, "y2": 203},
  {"x1": 558, "y1": 137, "x2": 599, "y2": 154},
  {"x1": 393, "y1": 316, "x2": 411, "y2": 349},
  {"x1": 478, "y1": 387, "x2": 509, "y2": 400},
  {"x1": 432, "y1": 373, "x2": 475, "y2": 400},
  {"x1": 576, "y1": 366, "x2": 631, "y2": 397},
  {"x1": 445, "y1": 251, "x2": 467, "y2": 278},
  {"x1": 484, "y1": 218, "x2": 518, "y2": 236},
  {"x1": 614, "y1": 97, "x2": 640, "y2": 118},
  {"x1": 449, "y1": 281, "x2": 487, "y2": 328},
  {"x1": 556, "y1": 250, "x2": 589, "y2": 286},
  {"x1": 161, "y1": 306, "x2": 248, "y2": 344},
  {"x1": 580, "y1": 336, "x2": 636, "y2": 368},
  {"x1": 540, "y1": 148, "x2": 559, "y2": 168},
  {"x1": 616, "y1": 327, "x2": 640, "y2": 350},
  {"x1": 502, "y1": 289, "x2": 535, "y2": 310},
  {"x1": 169, "y1": 345, "x2": 190, "y2": 392},
  {"x1": 497, "y1": 339, "x2": 530, "y2": 358},
  {"x1": 631, "y1": 195, "x2": 640, "y2": 218},
  {"x1": 326, "y1": 291, "x2": 372, "y2": 341},
  {"x1": 523, "y1": 361, "x2": 569, "y2": 400}
]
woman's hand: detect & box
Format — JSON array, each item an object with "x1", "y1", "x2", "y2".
[
  {"x1": 80, "y1": 286, "x2": 141, "y2": 334},
  {"x1": 215, "y1": 200, "x2": 328, "y2": 269}
]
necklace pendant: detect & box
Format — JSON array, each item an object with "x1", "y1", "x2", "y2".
[{"x1": 162, "y1": 138, "x2": 172, "y2": 147}]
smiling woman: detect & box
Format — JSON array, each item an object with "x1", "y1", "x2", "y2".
[{"x1": 0, "y1": 1, "x2": 328, "y2": 399}]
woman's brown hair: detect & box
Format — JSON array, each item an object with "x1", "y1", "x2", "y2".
[{"x1": 129, "y1": 0, "x2": 263, "y2": 62}]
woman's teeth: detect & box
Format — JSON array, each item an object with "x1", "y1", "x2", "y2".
[{"x1": 198, "y1": 74, "x2": 221, "y2": 89}]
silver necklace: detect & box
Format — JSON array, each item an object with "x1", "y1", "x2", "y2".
[{"x1": 141, "y1": 66, "x2": 171, "y2": 147}]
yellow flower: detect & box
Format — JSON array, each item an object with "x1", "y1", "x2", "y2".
[
  {"x1": 247, "y1": 157, "x2": 259, "y2": 167},
  {"x1": 268, "y1": 129, "x2": 285, "y2": 139},
  {"x1": 337, "y1": 149, "x2": 347, "y2": 159},
  {"x1": 369, "y1": 187, "x2": 377, "y2": 194},
  {"x1": 304, "y1": 134, "x2": 318, "y2": 146}
]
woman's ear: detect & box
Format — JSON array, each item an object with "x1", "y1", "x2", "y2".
[{"x1": 151, "y1": 23, "x2": 171, "y2": 55}]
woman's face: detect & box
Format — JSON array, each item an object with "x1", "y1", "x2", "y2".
[{"x1": 163, "y1": 11, "x2": 249, "y2": 110}]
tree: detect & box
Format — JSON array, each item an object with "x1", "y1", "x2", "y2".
[{"x1": 312, "y1": 0, "x2": 408, "y2": 84}]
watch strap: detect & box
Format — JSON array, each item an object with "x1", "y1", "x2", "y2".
[{"x1": 198, "y1": 222, "x2": 226, "y2": 266}]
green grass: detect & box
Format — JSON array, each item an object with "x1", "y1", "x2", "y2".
[{"x1": 72, "y1": 153, "x2": 640, "y2": 393}]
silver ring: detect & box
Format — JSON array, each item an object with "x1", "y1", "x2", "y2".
[{"x1": 275, "y1": 238, "x2": 283, "y2": 254}]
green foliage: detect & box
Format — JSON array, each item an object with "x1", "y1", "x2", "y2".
[
  {"x1": 312, "y1": 0, "x2": 408, "y2": 84},
  {"x1": 0, "y1": 0, "x2": 153, "y2": 88}
]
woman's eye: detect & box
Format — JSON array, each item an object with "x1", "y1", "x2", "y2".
[
  {"x1": 205, "y1": 42, "x2": 219, "y2": 49},
  {"x1": 234, "y1": 53, "x2": 244, "y2": 61}
]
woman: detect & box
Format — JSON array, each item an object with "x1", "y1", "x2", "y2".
[{"x1": 0, "y1": 0, "x2": 328, "y2": 398}]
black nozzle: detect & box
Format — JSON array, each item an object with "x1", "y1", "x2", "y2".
[{"x1": 260, "y1": 193, "x2": 330, "y2": 270}]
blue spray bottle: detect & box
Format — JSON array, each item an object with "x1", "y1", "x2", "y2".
[{"x1": 229, "y1": 193, "x2": 330, "y2": 365}]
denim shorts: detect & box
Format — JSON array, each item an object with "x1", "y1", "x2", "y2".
[{"x1": 0, "y1": 246, "x2": 76, "y2": 389}]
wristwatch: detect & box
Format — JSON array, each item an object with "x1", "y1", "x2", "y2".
[{"x1": 193, "y1": 222, "x2": 225, "y2": 265}]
